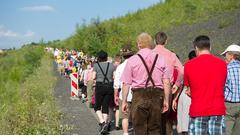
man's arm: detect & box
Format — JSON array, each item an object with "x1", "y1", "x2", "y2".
[
  {"x1": 173, "y1": 55, "x2": 184, "y2": 87},
  {"x1": 172, "y1": 84, "x2": 183, "y2": 111},
  {"x1": 113, "y1": 68, "x2": 121, "y2": 105},
  {"x1": 92, "y1": 71, "x2": 96, "y2": 80},
  {"x1": 121, "y1": 82, "x2": 130, "y2": 113},
  {"x1": 162, "y1": 78, "x2": 171, "y2": 113}
]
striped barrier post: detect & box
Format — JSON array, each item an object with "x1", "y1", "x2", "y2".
[{"x1": 70, "y1": 73, "x2": 79, "y2": 100}]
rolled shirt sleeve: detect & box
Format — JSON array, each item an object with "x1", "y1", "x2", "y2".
[
  {"x1": 114, "y1": 67, "x2": 121, "y2": 89},
  {"x1": 120, "y1": 60, "x2": 132, "y2": 86}
]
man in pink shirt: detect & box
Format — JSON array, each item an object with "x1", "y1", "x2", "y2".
[
  {"x1": 153, "y1": 32, "x2": 184, "y2": 135},
  {"x1": 121, "y1": 32, "x2": 171, "y2": 135},
  {"x1": 153, "y1": 32, "x2": 184, "y2": 92}
]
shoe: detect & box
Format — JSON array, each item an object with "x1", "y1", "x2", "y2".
[
  {"x1": 100, "y1": 122, "x2": 108, "y2": 134},
  {"x1": 128, "y1": 126, "x2": 134, "y2": 133},
  {"x1": 82, "y1": 98, "x2": 86, "y2": 103},
  {"x1": 107, "y1": 122, "x2": 111, "y2": 131},
  {"x1": 115, "y1": 126, "x2": 120, "y2": 130},
  {"x1": 99, "y1": 122, "x2": 107, "y2": 132},
  {"x1": 99, "y1": 122, "x2": 104, "y2": 132}
]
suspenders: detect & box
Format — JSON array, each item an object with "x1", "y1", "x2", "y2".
[
  {"x1": 137, "y1": 54, "x2": 158, "y2": 88},
  {"x1": 96, "y1": 62, "x2": 110, "y2": 84}
]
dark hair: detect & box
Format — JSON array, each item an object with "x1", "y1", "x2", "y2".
[
  {"x1": 97, "y1": 50, "x2": 108, "y2": 62},
  {"x1": 193, "y1": 35, "x2": 210, "y2": 50},
  {"x1": 155, "y1": 32, "x2": 167, "y2": 45},
  {"x1": 121, "y1": 43, "x2": 134, "y2": 59},
  {"x1": 114, "y1": 54, "x2": 121, "y2": 62},
  {"x1": 188, "y1": 50, "x2": 196, "y2": 60},
  {"x1": 123, "y1": 54, "x2": 133, "y2": 59}
]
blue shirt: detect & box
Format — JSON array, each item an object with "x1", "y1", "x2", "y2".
[{"x1": 225, "y1": 60, "x2": 240, "y2": 102}]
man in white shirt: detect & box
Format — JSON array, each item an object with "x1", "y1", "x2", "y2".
[{"x1": 114, "y1": 46, "x2": 134, "y2": 135}]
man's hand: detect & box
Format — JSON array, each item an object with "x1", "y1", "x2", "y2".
[
  {"x1": 171, "y1": 84, "x2": 178, "y2": 94},
  {"x1": 114, "y1": 88, "x2": 120, "y2": 106},
  {"x1": 162, "y1": 98, "x2": 169, "y2": 113},
  {"x1": 172, "y1": 97, "x2": 177, "y2": 112},
  {"x1": 122, "y1": 101, "x2": 128, "y2": 113},
  {"x1": 122, "y1": 83, "x2": 130, "y2": 113},
  {"x1": 185, "y1": 87, "x2": 191, "y2": 97}
]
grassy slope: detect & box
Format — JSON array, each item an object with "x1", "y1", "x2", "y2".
[
  {"x1": 167, "y1": 9, "x2": 240, "y2": 61},
  {"x1": 107, "y1": 0, "x2": 240, "y2": 56},
  {"x1": 59, "y1": 0, "x2": 240, "y2": 59},
  {"x1": 0, "y1": 49, "x2": 61, "y2": 134}
]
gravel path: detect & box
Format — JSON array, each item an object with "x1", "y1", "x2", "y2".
[
  {"x1": 54, "y1": 73, "x2": 99, "y2": 135},
  {"x1": 53, "y1": 64, "x2": 122, "y2": 135}
]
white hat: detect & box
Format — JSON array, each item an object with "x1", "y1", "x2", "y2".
[{"x1": 221, "y1": 44, "x2": 240, "y2": 55}]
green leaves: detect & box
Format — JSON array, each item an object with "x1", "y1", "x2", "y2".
[{"x1": 48, "y1": 0, "x2": 240, "y2": 58}]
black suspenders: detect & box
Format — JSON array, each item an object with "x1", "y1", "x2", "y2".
[
  {"x1": 137, "y1": 54, "x2": 158, "y2": 88},
  {"x1": 96, "y1": 62, "x2": 110, "y2": 84}
]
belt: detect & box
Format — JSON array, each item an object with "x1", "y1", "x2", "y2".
[
  {"x1": 132, "y1": 87, "x2": 163, "y2": 92},
  {"x1": 225, "y1": 101, "x2": 240, "y2": 103},
  {"x1": 96, "y1": 81, "x2": 113, "y2": 84}
]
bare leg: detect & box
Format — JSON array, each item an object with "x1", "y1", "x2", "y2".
[
  {"x1": 122, "y1": 118, "x2": 129, "y2": 134},
  {"x1": 96, "y1": 110, "x2": 104, "y2": 123},
  {"x1": 115, "y1": 109, "x2": 119, "y2": 127}
]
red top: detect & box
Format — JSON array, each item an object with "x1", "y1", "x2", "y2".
[{"x1": 184, "y1": 54, "x2": 227, "y2": 117}]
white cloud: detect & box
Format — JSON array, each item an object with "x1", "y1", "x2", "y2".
[
  {"x1": 0, "y1": 27, "x2": 19, "y2": 37},
  {"x1": 0, "y1": 25, "x2": 35, "y2": 38},
  {"x1": 21, "y1": 5, "x2": 55, "y2": 12},
  {"x1": 24, "y1": 31, "x2": 35, "y2": 37}
]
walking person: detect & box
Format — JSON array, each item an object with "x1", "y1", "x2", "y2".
[
  {"x1": 153, "y1": 31, "x2": 184, "y2": 135},
  {"x1": 221, "y1": 44, "x2": 240, "y2": 135},
  {"x1": 92, "y1": 50, "x2": 115, "y2": 134},
  {"x1": 184, "y1": 35, "x2": 227, "y2": 135},
  {"x1": 172, "y1": 50, "x2": 196, "y2": 135},
  {"x1": 121, "y1": 33, "x2": 171, "y2": 135},
  {"x1": 86, "y1": 63, "x2": 94, "y2": 106},
  {"x1": 80, "y1": 64, "x2": 87, "y2": 102},
  {"x1": 112, "y1": 54, "x2": 122, "y2": 131},
  {"x1": 114, "y1": 45, "x2": 134, "y2": 135}
]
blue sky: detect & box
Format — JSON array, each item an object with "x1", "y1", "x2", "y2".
[{"x1": 0, "y1": 0, "x2": 162, "y2": 49}]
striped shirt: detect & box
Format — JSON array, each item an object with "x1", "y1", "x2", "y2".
[{"x1": 225, "y1": 60, "x2": 240, "y2": 102}]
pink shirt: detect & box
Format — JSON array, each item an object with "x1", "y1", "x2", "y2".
[
  {"x1": 121, "y1": 48, "x2": 170, "y2": 89},
  {"x1": 153, "y1": 45, "x2": 184, "y2": 86},
  {"x1": 86, "y1": 68, "x2": 93, "y2": 81}
]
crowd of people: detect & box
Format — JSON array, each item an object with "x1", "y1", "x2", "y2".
[{"x1": 47, "y1": 31, "x2": 240, "y2": 135}]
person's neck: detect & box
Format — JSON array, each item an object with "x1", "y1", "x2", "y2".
[
  {"x1": 157, "y1": 44, "x2": 165, "y2": 47},
  {"x1": 139, "y1": 47, "x2": 150, "y2": 50},
  {"x1": 197, "y1": 50, "x2": 211, "y2": 56}
]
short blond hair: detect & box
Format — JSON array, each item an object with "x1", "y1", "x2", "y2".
[{"x1": 137, "y1": 32, "x2": 152, "y2": 49}]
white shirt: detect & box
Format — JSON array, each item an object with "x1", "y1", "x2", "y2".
[
  {"x1": 54, "y1": 50, "x2": 59, "y2": 57},
  {"x1": 114, "y1": 60, "x2": 132, "y2": 102}
]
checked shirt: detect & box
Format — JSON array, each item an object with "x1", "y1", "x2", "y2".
[{"x1": 225, "y1": 60, "x2": 240, "y2": 102}]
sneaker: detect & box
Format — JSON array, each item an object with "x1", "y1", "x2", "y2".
[
  {"x1": 99, "y1": 122, "x2": 104, "y2": 132},
  {"x1": 101, "y1": 122, "x2": 108, "y2": 134},
  {"x1": 82, "y1": 98, "x2": 87, "y2": 103}
]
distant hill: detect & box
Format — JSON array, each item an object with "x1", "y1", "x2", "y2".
[{"x1": 50, "y1": 0, "x2": 240, "y2": 61}]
